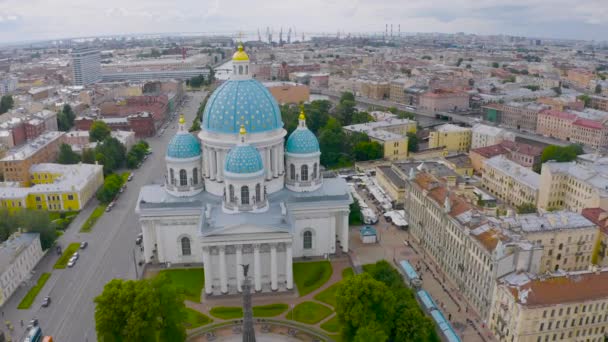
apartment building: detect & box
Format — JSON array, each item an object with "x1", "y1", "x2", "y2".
[
  {"x1": 389, "y1": 78, "x2": 415, "y2": 103},
  {"x1": 482, "y1": 155, "x2": 540, "y2": 207},
  {"x1": 566, "y1": 68, "x2": 595, "y2": 89},
  {"x1": 0, "y1": 131, "x2": 65, "y2": 186},
  {"x1": 359, "y1": 80, "x2": 390, "y2": 100},
  {"x1": 470, "y1": 141, "x2": 543, "y2": 174},
  {"x1": 471, "y1": 123, "x2": 514, "y2": 149},
  {"x1": 264, "y1": 82, "x2": 310, "y2": 104},
  {"x1": 419, "y1": 89, "x2": 469, "y2": 112},
  {"x1": 536, "y1": 109, "x2": 577, "y2": 141},
  {"x1": 71, "y1": 47, "x2": 101, "y2": 86},
  {"x1": 589, "y1": 95, "x2": 608, "y2": 112},
  {"x1": 537, "y1": 161, "x2": 608, "y2": 213},
  {"x1": 0, "y1": 233, "x2": 44, "y2": 307},
  {"x1": 0, "y1": 163, "x2": 104, "y2": 212},
  {"x1": 490, "y1": 270, "x2": 608, "y2": 342},
  {"x1": 428, "y1": 124, "x2": 472, "y2": 153},
  {"x1": 0, "y1": 75, "x2": 17, "y2": 95},
  {"x1": 483, "y1": 102, "x2": 548, "y2": 131},
  {"x1": 570, "y1": 118, "x2": 608, "y2": 150},
  {"x1": 343, "y1": 117, "x2": 416, "y2": 160}
]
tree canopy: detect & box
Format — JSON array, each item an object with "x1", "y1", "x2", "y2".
[
  {"x1": 407, "y1": 132, "x2": 419, "y2": 153},
  {"x1": 541, "y1": 144, "x2": 584, "y2": 164},
  {"x1": 0, "y1": 95, "x2": 14, "y2": 114},
  {"x1": 89, "y1": 121, "x2": 112, "y2": 142},
  {"x1": 95, "y1": 274, "x2": 187, "y2": 342},
  {"x1": 57, "y1": 104, "x2": 76, "y2": 131},
  {"x1": 57, "y1": 143, "x2": 81, "y2": 164},
  {"x1": 0, "y1": 209, "x2": 57, "y2": 250},
  {"x1": 95, "y1": 137, "x2": 127, "y2": 175},
  {"x1": 126, "y1": 141, "x2": 150, "y2": 169}
]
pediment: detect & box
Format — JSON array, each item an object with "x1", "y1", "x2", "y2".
[{"x1": 202, "y1": 224, "x2": 290, "y2": 237}]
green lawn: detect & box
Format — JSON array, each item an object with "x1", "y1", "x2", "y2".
[
  {"x1": 320, "y1": 315, "x2": 342, "y2": 333},
  {"x1": 17, "y1": 273, "x2": 51, "y2": 309},
  {"x1": 209, "y1": 306, "x2": 243, "y2": 319},
  {"x1": 80, "y1": 203, "x2": 107, "y2": 233},
  {"x1": 313, "y1": 282, "x2": 341, "y2": 308},
  {"x1": 252, "y1": 304, "x2": 288, "y2": 317},
  {"x1": 158, "y1": 268, "x2": 204, "y2": 302},
  {"x1": 293, "y1": 261, "x2": 333, "y2": 296},
  {"x1": 287, "y1": 301, "x2": 333, "y2": 325},
  {"x1": 183, "y1": 308, "x2": 212, "y2": 329},
  {"x1": 342, "y1": 267, "x2": 354, "y2": 278},
  {"x1": 54, "y1": 243, "x2": 81, "y2": 269}
]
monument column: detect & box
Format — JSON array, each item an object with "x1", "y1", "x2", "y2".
[
  {"x1": 342, "y1": 212, "x2": 349, "y2": 252},
  {"x1": 254, "y1": 244, "x2": 262, "y2": 292},
  {"x1": 286, "y1": 243, "x2": 293, "y2": 290},
  {"x1": 270, "y1": 243, "x2": 278, "y2": 291},
  {"x1": 265, "y1": 149, "x2": 272, "y2": 180},
  {"x1": 236, "y1": 245, "x2": 243, "y2": 292},
  {"x1": 203, "y1": 147, "x2": 210, "y2": 177},
  {"x1": 203, "y1": 247, "x2": 213, "y2": 295},
  {"x1": 219, "y1": 246, "x2": 228, "y2": 294},
  {"x1": 217, "y1": 150, "x2": 224, "y2": 182},
  {"x1": 210, "y1": 149, "x2": 217, "y2": 180},
  {"x1": 272, "y1": 147, "x2": 279, "y2": 178}
]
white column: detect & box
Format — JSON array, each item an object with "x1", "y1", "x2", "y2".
[
  {"x1": 270, "y1": 243, "x2": 278, "y2": 291},
  {"x1": 254, "y1": 244, "x2": 262, "y2": 292},
  {"x1": 217, "y1": 150, "x2": 224, "y2": 182},
  {"x1": 272, "y1": 147, "x2": 278, "y2": 178},
  {"x1": 279, "y1": 148, "x2": 285, "y2": 175},
  {"x1": 236, "y1": 245, "x2": 243, "y2": 292},
  {"x1": 204, "y1": 148, "x2": 210, "y2": 177},
  {"x1": 210, "y1": 149, "x2": 217, "y2": 180},
  {"x1": 265, "y1": 148, "x2": 272, "y2": 180},
  {"x1": 219, "y1": 246, "x2": 228, "y2": 294},
  {"x1": 203, "y1": 247, "x2": 213, "y2": 295},
  {"x1": 342, "y1": 212, "x2": 349, "y2": 252},
  {"x1": 286, "y1": 243, "x2": 293, "y2": 290}
]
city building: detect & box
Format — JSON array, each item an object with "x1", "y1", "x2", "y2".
[
  {"x1": 469, "y1": 141, "x2": 543, "y2": 173},
  {"x1": 566, "y1": 68, "x2": 595, "y2": 89},
  {"x1": 71, "y1": 47, "x2": 102, "y2": 86},
  {"x1": 482, "y1": 155, "x2": 540, "y2": 207},
  {"x1": 343, "y1": 116, "x2": 416, "y2": 160},
  {"x1": 0, "y1": 232, "x2": 43, "y2": 307},
  {"x1": 63, "y1": 130, "x2": 136, "y2": 152},
  {"x1": 0, "y1": 75, "x2": 17, "y2": 95},
  {"x1": 419, "y1": 89, "x2": 469, "y2": 113},
  {"x1": 443, "y1": 154, "x2": 474, "y2": 176},
  {"x1": 0, "y1": 163, "x2": 104, "y2": 212},
  {"x1": 0, "y1": 131, "x2": 65, "y2": 186},
  {"x1": 570, "y1": 118, "x2": 608, "y2": 150},
  {"x1": 359, "y1": 80, "x2": 390, "y2": 100},
  {"x1": 536, "y1": 109, "x2": 577, "y2": 141},
  {"x1": 135, "y1": 45, "x2": 351, "y2": 296},
  {"x1": 428, "y1": 124, "x2": 472, "y2": 153},
  {"x1": 589, "y1": 95, "x2": 608, "y2": 112},
  {"x1": 471, "y1": 123, "x2": 514, "y2": 149},
  {"x1": 490, "y1": 269, "x2": 608, "y2": 342},
  {"x1": 483, "y1": 102, "x2": 548, "y2": 131},
  {"x1": 263, "y1": 82, "x2": 310, "y2": 104}
]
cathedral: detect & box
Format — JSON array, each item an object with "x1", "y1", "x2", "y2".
[{"x1": 135, "y1": 44, "x2": 352, "y2": 296}]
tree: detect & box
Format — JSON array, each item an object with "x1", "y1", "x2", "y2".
[
  {"x1": 456, "y1": 58, "x2": 463, "y2": 67},
  {"x1": 516, "y1": 203, "x2": 537, "y2": 214},
  {"x1": 541, "y1": 144, "x2": 584, "y2": 164},
  {"x1": 0, "y1": 209, "x2": 57, "y2": 250},
  {"x1": 353, "y1": 322, "x2": 388, "y2": 342},
  {"x1": 81, "y1": 148, "x2": 96, "y2": 164},
  {"x1": 95, "y1": 137, "x2": 126, "y2": 174},
  {"x1": 96, "y1": 174, "x2": 123, "y2": 203},
  {"x1": 465, "y1": 64, "x2": 472, "y2": 69},
  {"x1": 95, "y1": 275, "x2": 186, "y2": 342},
  {"x1": 0, "y1": 95, "x2": 14, "y2": 114},
  {"x1": 349, "y1": 199, "x2": 363, "y2": 225},
  {"x1": 353, "y1": 141, "x2": 383, "y2": 161},
  {"x1": 336, "y1": 273, "x2": 396, "y2": 340},
  {"x1": 406, "y1": 132, "x2": 418, "y2": 153},
  {"x1": 578, "y1": 94, "x2": 591, "y2": 107},
  {"x1": 57, "y1": 105, "x2": 76, "y2": 132},
  {"x1": 318, "y1": 118, "x2": 351, "y2": 168},
  {"x1": 90, "y1": 121, "x2": 111, "y2": 142},
  {"x1": 57, "y1": 144, "x2": 81, "y2": 164},
  {"x1": 596, "y1": 84, "x2": 603, "y2": 94},
  {"x1": 492, "y1": 62, "x2": 499, "y2": 68}
]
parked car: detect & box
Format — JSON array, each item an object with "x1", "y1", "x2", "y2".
[
  {"x1": 72, "y1": 252, "x2": 79, "y2": 260},
  {"x1": 105, "y1": 206, "x2": 112, "y2": 212},
  {"x1": 135, "y1": 235, "x2": 143, "y2": 246},
  {"x1": 41, "y1": 296, "x2": 51, "y2": 308},
  {"x1": 67, "y1": 258, "x2": 76, "y2": 267},
  {"x1": 80, "y1": 241, "x2": 88, "y2": 249},
  {"x1": 128, "y1": 174, "x2": 134, "y2": 181}
]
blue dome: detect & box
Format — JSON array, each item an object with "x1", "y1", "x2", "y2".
[
  {"x1": 202, "y1": 79, "x2": 283, "y2": 134},
  {"x1": 286, "y1": 128, "x2": 320, "y2": 154},
  {"x1": 167, "y1": 132, "x2": 201, "y2": 159},
  {"x1": 224, "y1": 144, "x2": 264, "y2": 174}
]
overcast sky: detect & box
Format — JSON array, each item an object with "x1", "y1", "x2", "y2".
[{"x1": 1, "y1": 0, "x2": 607, "y2": 43}]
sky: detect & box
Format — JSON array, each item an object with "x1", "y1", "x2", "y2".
[{"x1": 0, "y1": 0, "x2": 607, "y2": 43}]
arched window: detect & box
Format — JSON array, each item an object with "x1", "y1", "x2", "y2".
[
  {"x1": 256, "y1": 183, "x2": 261, "y2": 202},
  {"x1": 241, "y1": 186, "x2": 249, "y2": 205},
  {"x1": 245, "y1": 65, "x2": 249, "y2": 74},
  {"x1": 179, "y1": 169, "x2": 188, "y2": 186},
  {"x1": 290, "y1": 164, "x2": 296, "y2": 180},
  {"x1": 181, "y1": 237, "x2": 191, "y2": 256},
  {"x1": 192, "y1": 168, "x2": 198, "y2": 185},
  {"x1": 301, "y1": 165, "x2": 308, "y2": 181},
  {"x1": 313, "y1": 163, "x2": 318, "y2": 179},
  {"x1": 229, "y1": 184, "x2": 235, "y2": 203},
  {"x1": 170, "y1": 169, "x2": 175, "y2": 185},
  {"x1": 303, "y1": 231, "x2": 312, "y2": 249},
  {"x1": 239, "y1": 65, "x2": 243, "y2": 75}
]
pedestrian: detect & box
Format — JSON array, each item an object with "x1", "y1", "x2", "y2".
[{"x1": 448, "y1": 313, "x2": 452, "y2": 321}]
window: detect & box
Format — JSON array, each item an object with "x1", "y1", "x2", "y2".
[
  {"x1": 181, "y1": 237, "x2": 191, "y2": 256},
  {"x1": 313, "y1": 163, "x2": 318, "y2": 179},
  {"x1": 229, "y1": 185, "x2": 235, "y2": 203},
  {"x1": 301, "y1": 165, "x2": 308, "y2": 181},
  {"x1": 290, "y1": 164, "x2": 295, "y2": 180},
  {"x1": 179, "y1": 169, "x2": 187, "y2": 186},
  {"x1": 241, "y1": 186, "x2": 249, "y2": 205},
  {"x1": 303, "y1": 231, "x2": 312, "y2": 249},
  {"x1": 255, "y1": 184, "x2": 261, "y2": 203},
  {"x1": 239, "y1": 65, "x2": 243, "y2": 74},
  {"x1": 193, "y1": 168, "x2": 198, "y2": 185},
  {"x1": 170, "y1": 169, "x2": 175, "y2": 185}
]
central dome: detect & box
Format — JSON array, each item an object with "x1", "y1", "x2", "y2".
[
  {"x1": 202, "y1": 79, "x2": 283, "y2": 134},
  {"x1": 224, "y1": 144, "x2": 264, "y2": 174}
]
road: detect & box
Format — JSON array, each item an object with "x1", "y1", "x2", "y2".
[{"x1": 1, "y1": 90, "x2": 208, "y2": 342}]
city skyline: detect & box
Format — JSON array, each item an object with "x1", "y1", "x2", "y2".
[{"x1": 1, "y1": 0, "x2": 608, "y2": 44}]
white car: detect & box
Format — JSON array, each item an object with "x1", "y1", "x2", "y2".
[{"x1": 67, "y1": 257, "x2": 76, "y2": 267}]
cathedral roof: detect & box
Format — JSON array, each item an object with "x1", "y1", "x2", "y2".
[
  {"x1": 286, "y1": 128, "x2": 319, "y2": 154},
  {"x1": 166, "y1": 131, "x2": 201, "y2": 159},
  {"x1": 224, "y1": 144, "x2": 264, "y2": 174}
]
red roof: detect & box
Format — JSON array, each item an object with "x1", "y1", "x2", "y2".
[
  {"x1": 581, "y1": 208, "x2": 608, "y2": 234},
  {"x1": 499, "y1": 140, "x2": 543, "y2": 157},
  {"x1": 471, "y1": 144, "x2": 509, "y2": 158},
  {"x1": 539, "y1": 109, "x2": 577, "y2": 120},
  {"x1": 573, "y1": 118, "x2": 605, "y2": 130}
]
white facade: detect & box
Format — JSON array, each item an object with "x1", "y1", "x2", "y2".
[
  {"x1": 71, "y1": 47, "x2": 101, "y2": 86},
  {"x1": 0, "y1": 76, "x2": 17, "y2": 96},
  {"x1": 471, "y1": 123, "x2": 514, "y2": 149},
  {"x1": 0, "y1": 233, "x2": 43, "y2": 307}
]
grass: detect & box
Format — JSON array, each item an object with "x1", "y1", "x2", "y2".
[
  {"x1": 329, "y1": 334, "x2": 344, "y2": 342},
  {"x1": 17, "y1": 273, "x2": 51, "y2": 309},
  {"x1": 342, "y1": 267, "x2": 354, "y2": 278},
  {"x1": 252, "y1": 303, "x2": 289, "y2": 317},
  {"x1": 53, "y1": 243, "x2": 81, "y2": 269},
  {"x1": 80, "y1": 203, "x2": 107, "y2": 233},
  {"x1": 183, "y1": 308, "x2": 212, "y2": 329},
  {"x1": 209, "y1": 306, "x2": 243, "y2": 319},
  {"x1": 314, "y1": 282, "x2": 341, "y2": 308},
  {"x1": 120, "y1": 172, "x2": 131, "y2": 184},
  {"x1": 293, "y1": 261, "x2": 333, "y2": 296},
  {"x1": 287, "y1": 301, "x2": 333, "y2": 325},
  {"x1": 158, "y1": 268, "x2": 204, "y2": 302},
  {"x1": 320, "y1": 315, "x2": 342, "y2": 333}
]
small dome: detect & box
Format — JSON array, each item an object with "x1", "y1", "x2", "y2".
[
  {"x1": 167, "y1": 132, "x2": 201, "y2": 159},
  {"x1": 232, "y1": 44, "x2": 249, "y2": 61},
  {"x1": 286, "y1": 128, "x2": 320, "y2": 154},
  {"x1": 224, "y1": 145, "x2": 263, "y2": 174}
]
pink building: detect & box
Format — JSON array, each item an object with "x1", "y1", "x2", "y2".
[
  {"x1": 536, "y1": 109, "x2": 577, "y2": 141},
  {"x1": 419, "y1": 89, "x2": 469, "y2": 113},
  {"x1": 571, "y1": 118, "x2": 608, "y2": 149}
]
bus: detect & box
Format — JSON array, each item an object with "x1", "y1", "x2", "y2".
[{"x1": 23, "y1": 327, "x2": 42, "y2": 342}]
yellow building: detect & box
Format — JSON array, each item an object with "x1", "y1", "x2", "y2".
[
  {"x1": 482, "y1": 155, "x2": 540, "y2": 208},
  {"x1": 0, "y1": 163, "x2": 104, "y2": 212},
  {"x1": 443, "y1": 154, "x2": 474, "y2": 176},
  {"x1": 489, "y1": 270, "x2": 608, "y2": 342},
  {"x1": 343, "y1": 117, "x2": 416, "y2": 160},
  {"x1": 428, "y1": 124, "x2": 472, "y2": 153}
]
